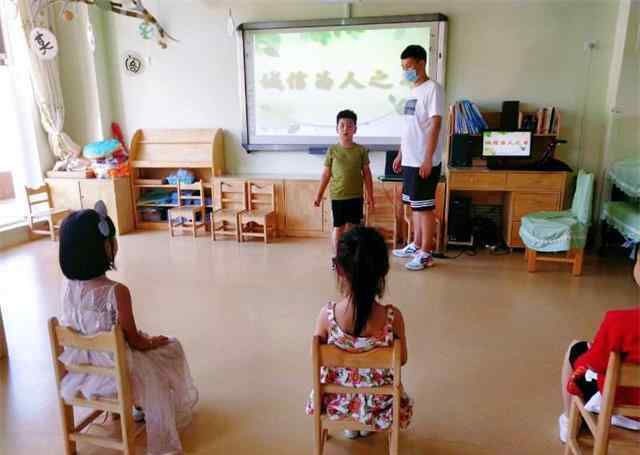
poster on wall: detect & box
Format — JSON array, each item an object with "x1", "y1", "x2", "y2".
[
  {"x1": 29, "y1": 27, "x2": 58, "y2": 60},
  {"x1": 123, "y1": 51, "x2": 144, "y2": 76}
]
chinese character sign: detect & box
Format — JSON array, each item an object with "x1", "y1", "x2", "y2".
[
  {"x1": 29, "y1": 27, "x2": 58, "y2": 61},
  {"x1": 249, "y1": 26, "x2": 431, "y2": 141}
]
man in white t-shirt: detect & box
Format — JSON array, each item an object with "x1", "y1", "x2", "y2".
[{"x1": 392, "y1": 44, "x2": 446, "y2": 271}]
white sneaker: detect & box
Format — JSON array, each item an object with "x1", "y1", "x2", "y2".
[
  {"x1": 405, "y1": 252, "x2": 434, "y2": 271},
  {"x1": 392, "y1": 242, "x2": 418, "y2": 258},
  {"x1": 359, "y1": 430, "x2": 373, "y2": 437},
  {"x1": 558, "y1": 414, "x2": 568, "y2": 443},
  {"x1": 344, "y1": 430, "x2": 359, "y2": 439}
]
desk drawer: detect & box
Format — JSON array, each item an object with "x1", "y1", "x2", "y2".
[
  {"x1": 512, "y1": 192, "x2": 560, "y2": 220},
  {"x1": 449, "y1": 172, "x2": 507, "y2": 190},
  {"x1": 507, "y1": 173, "x2": 565, "y2": 191}
]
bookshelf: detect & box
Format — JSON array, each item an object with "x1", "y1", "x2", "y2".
[
  {"x1": 129, "y1": 129, "x2": 225, "y2": 230},
  {"x1": 447, "y1": 106, "x2": 561, "y2": 138}
]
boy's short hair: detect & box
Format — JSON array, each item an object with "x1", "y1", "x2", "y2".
[
  {"x1": 337, "y1": 109, "x2": 357, "y2": 125},
  {"x1": 401, "y1": 44, "x2": 427, "y2": 62},
  {"x1": 59, "y1": 209, "x2": 117, "y2": 281}
]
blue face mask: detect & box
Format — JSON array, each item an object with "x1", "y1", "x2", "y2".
[{"x1": 403, "y1": 68, "x2": 418, "y2": 82}]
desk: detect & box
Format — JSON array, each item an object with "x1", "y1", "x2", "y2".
[{"x1": 445, "y1": 168, "x2": 571, "y2": 248}]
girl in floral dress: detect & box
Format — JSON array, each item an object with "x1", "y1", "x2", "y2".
[
  {"x1": 306, "y1": 226, "x2": 413, "y2": 438},
  {"x1": 57, "y1": 202, "x2": 198, "y2": 455}
]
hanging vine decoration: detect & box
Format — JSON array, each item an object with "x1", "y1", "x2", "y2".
[{"x1": 33, "y1": 0, "x2": 177, "y2": 48}]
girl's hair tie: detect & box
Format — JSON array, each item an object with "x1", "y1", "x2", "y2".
[{"x1": 94, "y1": 200, "x2": 110, "y2": 237}]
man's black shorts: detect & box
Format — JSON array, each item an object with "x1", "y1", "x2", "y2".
[
  {"x1": 401, "y1": 164, "x2": 442, "y2": 211},
  {"x1": 331, "y1": 197, "x2": 363, "y2": 228}
]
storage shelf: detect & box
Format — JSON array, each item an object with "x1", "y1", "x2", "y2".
[
  {"x1": 134, "y1": 184, "x2": 177, "y2": 188},
  {"x1": 131, "y1": 161, "x2": 213, "y2": 168},
  {"x1": 137, "y1": 203, "x2": 178, "y2": 208}
]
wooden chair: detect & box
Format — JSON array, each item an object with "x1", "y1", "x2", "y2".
[
  {"x1": 365, "y1": 184, "x2": 399, "y2": 247},
  {"x1": 565, "y1": 352, "x2": 640, "y2": 455},
  {"x1": 48, "y1": 317, "x2": 144, "y2": 455},
  {"x1": 311, "y1": 336, "x2": 403, "y2": 455},
  {"x1": 238, "y1": 181, "x2": 276, "y2": 244},
  {"x1": 402, "y1": 180, "x2": 446, "y2": 253},
  {"x1": 24, "y1": 184, "x2": 70, "y2": 241},
  {"x1": 211, "y1": 179, "x2": 246, "y2": 241},
  {"x1": 522, "y1": 171, "x2": 593, "y2": 276},
  {"x1": 168, "y1": 181, "x2": 206, "y2": 238}
]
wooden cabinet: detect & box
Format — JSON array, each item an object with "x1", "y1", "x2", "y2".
[
  {"x1": 447, "y1": 169, "x2": 569, "y2": 249},
  {"x1": 283, "y1": 180, "x2": 328, "y2": 237},
  {"x1": 46, "y1": 177, "x2": 134, "y2": 235},
  {"x1": 129, "y1": 129, "x2": 225, "y2": 230}
]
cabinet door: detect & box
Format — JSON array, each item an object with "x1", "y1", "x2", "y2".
[
  {"x1": 284, "y1": 180, "x2": 325, "y2": 235},
  {"x1": 46, "y1": 179, "x2": 82, "y2": 210},
  {"x1": 79, "y1": 180, "x2": 116, "y2": 215}
]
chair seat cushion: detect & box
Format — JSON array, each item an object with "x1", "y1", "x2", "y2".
[
  {"x1": 601, "y1": 201, "x2": 640, "y2": 242},
  {"x1": 519, "y1": 210, "x2": 588, "y2": 252}
]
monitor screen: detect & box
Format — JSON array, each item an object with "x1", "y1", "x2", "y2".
[{"x1": 482, "y1": 131, "x2": 532, "y2": 157}]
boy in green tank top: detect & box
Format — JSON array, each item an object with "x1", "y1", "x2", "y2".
[{"x1": 314, "y1": 110, "x2": 375, "y2": 267}]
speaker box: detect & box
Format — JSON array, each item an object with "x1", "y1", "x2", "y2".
[
  {"x1": 448, "y1": 196, "x2": 472, "y2": 243},
  {"x1": 450, "y1": 135, "x2": 482, "y2": 167},
  {"x1": 500, "y1": 100, "x2": 520, "y2": 130}
]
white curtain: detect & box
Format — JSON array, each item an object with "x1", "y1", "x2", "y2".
[{"x1": 13, "y1": 0, "x2": 80, "y2": 161}]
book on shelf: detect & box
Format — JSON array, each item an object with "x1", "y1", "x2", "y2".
[{"x1": 453, "y1": 100, "x2": 487, "y2": 135}]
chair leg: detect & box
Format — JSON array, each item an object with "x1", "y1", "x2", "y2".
[
  {"x1": 211, "y1": 213, "x2": 216, "y2": 241},
  {"x1": 60, "y1": 403, "x2": 77, "y2": 454},
  {"x1": 313, "y1": 422, "x2": 322, "y2": 455},
  {"x1": 389, "y1": 428, "x2": 399, "y2": 455},
  {"x1": 564, "y1": 398, "x2": 582, "y2": 455},
  {"x1": 48, "y1": 217, "x2": 56, "y2": 241},
  {"x1": 263, "y1": 222, "x2": 268, "y2": 244},
  {"x1": 572, "y1": 249, "x2": 584, "y2": 276},
  {"x1": 527, "y1": 249, "x2": 537, "y2": 273}
]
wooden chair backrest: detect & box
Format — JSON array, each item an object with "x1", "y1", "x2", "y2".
[
  {"x1": 601, "y1": 351, "x2": 640, "y2": 419},
  {"x1": 48, "y1": 317, "x2": 132, "y2": 413},
  {"x1": 247, "y1": 181, "x2": 275, "y2": 212},
  {"x1": 25, "y1": 184, "x2": 53, "y2": 215},
  {"x1": 312, "y1": 336, "x2": 401, "y2": 432},
  {"x1": 176, "y1": 181, "x2": 205, "y2": 208},
  {"x1": 214, "y1": 179, "x2": 246, "y2": 211}
]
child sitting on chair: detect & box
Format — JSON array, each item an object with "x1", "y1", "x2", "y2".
[
  {"x1": 57, "y1": 201, "x2": 198, "y2": 455},
  {"x1": 558, "y1": 247, "x2": 640, "y2": 442},
  {"x1": 305, "y1": 226, "x2": 413, "y2": 438},
  {"x1": 314, "y1": 110, "x2": 375, "y2": 268}
]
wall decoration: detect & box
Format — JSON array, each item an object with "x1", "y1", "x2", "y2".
[
  {"x1": 33, "y1": 0, "x2": 176, "y2": 48},
  {"x1": 123, "y1": 51, "x2": 144, "y2": 76},
  {"x1": 29, "y1": 27, "x2": 58, "y2": 60}
]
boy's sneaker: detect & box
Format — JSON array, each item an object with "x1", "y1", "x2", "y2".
[
  {"x1": 392, "y1": 242, "x2": 418, "y2": 258},
  {"x1": 405, "y1": 251, "x2": 434, "y2": 271},
  {"x1": 558, "y1": 414, "x2": 568, "y2": 443},
  {"x1": 344, "y1": 430, "x2": 360, "y2": 439},
  {"x1": 359, "y1": 430, "x2": 373, "y2": 437}
]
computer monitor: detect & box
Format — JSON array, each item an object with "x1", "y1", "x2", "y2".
[{"x1": 482, "y1": 130, "x2": 532, "y2": 157}]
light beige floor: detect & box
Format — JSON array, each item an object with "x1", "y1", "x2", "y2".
[{"x1": 0, "y1": 232, "x2": 638, "y2": 454}]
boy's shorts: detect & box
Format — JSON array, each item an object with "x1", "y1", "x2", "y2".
[
  {"x1": 331, "y1": 197, "x2": 363, "y2": 228},
  {"x1": 401, "y1": 164, "x2": 441, "y2": 212}
]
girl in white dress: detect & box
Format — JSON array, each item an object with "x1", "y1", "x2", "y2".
[{"x1": 58, "y1": 201, "x2": 198, "y2": 455}]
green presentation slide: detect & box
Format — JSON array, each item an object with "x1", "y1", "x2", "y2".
[{"x1": 250, "y1": 25, "x2": 430, "y2": 143}]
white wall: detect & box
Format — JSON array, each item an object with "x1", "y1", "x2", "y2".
[{"x1": 61, "y1": 0, "x2": 621, "y2": 176}]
